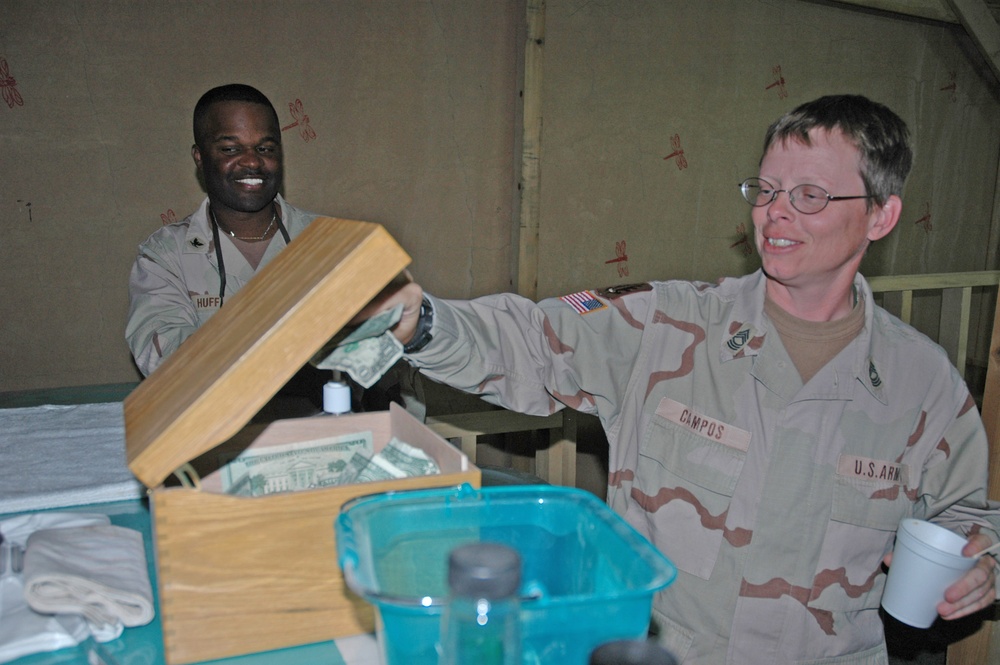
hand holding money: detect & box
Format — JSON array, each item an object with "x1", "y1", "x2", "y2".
[
  {"x1": 312, "y1": 275, "x2": 426, "y2": 389},
  {"x1": 351, "y1": 278, "x2": 425, "y2": 347},
  {"x1": 314, "y1": 305, "x2": 404, "y2": 388}
]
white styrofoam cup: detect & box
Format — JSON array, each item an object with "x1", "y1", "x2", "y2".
[{"x1": 881, "y1": 518, "x2": 976, "y2": 628}]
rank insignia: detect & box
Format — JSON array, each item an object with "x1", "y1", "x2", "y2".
[
  {"x1": 725, "y1": 325, "x2": 755, "y2": 353},
  {"x1": 597, "y1": 282, "x2": 652, "y2": 299},
  {"x1": 868, "y1": 360, "x2": 882, "y2": 388}
]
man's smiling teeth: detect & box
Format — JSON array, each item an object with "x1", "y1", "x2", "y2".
[
  {"x1": 237, "y1": 177, "x2": 263, "y2": 185},
  {"x1": 767, "y1": 238, "x2": 797, "y2": 247}
]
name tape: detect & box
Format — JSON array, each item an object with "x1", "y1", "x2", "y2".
[{"x1": 655, "y1": 398, "x2": 751, "y2": 452}]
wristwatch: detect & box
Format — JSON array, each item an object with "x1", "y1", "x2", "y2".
[{"x1": 403, "y1": 297, "x2": 434, "y2": 353}]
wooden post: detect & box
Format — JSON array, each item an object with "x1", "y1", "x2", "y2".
[
  {"x1": 517, "y1": 0, "x2": 545, "y2": 300},
  {"x1": 940, "y1": 4, "x2": 1000, "y2": 656},
  {"x1": 947, "y1": 283, "x2": 1000, "y2": 663},
  {"x1": 537, "y1": 409, "x2": 577, "y2": 487}
]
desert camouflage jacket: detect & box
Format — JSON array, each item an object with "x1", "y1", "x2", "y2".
[
  {"x1": 125, "y1": 195, "x2": 318, "y2": 376},
  {"x1": 410, "y1": 270, "x2": 1000, "y2": 664}
]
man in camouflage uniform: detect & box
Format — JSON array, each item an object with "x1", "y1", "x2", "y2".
[
  {"x1": 126, "y1": 84, "x2": 421, "y2": 415},
  {"x1": 380, "y1": 95, "x2": 1000, "y2": 663},
  {"x1": 126, "y1": 84, "x2": 315, "y2": 377}
]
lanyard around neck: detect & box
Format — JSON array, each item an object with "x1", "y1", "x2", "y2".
[{"x1": 209, "y1": 205, "x2": 291, "y2": 307}]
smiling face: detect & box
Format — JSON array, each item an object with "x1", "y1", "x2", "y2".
[
  {"x1": 753, "y1": 127, "x2": 900, "y2": 320},
  {"x1": 192, "y1": 100, "x2": 283, "y2": 219}
]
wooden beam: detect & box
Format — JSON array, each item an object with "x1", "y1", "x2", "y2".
[
  {"x1": 517, "y1": 0, "x2": 545, "y2": 300},
  {"x1": 988, "y1": 122, "x2": 1000, "y2": 273},
  {"x1": 832, "y1": 0, "x2": 959, "y2": 23},
  {"x1": 868, "y1": 271, "x2": 1000, "y2": 291},
  {"x1": 947, "y1": 0, "x2": 1000, "y2": 82}
]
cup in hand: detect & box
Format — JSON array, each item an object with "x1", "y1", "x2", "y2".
[{"x1": 881, "y1": 518, "x2": 976, "y2": 628}]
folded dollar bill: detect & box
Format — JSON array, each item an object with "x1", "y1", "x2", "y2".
[
  {"x1": 338, "y1": 451, "x2": 379, "y2": 486},
  {"x1": 351, "y1": 437, "x2": 440, "y2": 483},
  {"x1": 313, "y1": 305, "x2": 405, "y2": 389},
  {"x1": 310, "y1": 304, "x2": 403, "y2": 365}
]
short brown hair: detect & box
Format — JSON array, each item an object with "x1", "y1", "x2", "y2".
[{"x1": 763, "y1": 95, "x2": 912, "y2": 207}]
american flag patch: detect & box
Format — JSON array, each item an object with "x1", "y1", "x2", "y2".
[{"x1": 560, "y1": 290, "x2": 607, "y2": 314}]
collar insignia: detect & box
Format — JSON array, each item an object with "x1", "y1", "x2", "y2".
[{"x1": 868, "y1": 360, "x2": 882, "y2": 388}]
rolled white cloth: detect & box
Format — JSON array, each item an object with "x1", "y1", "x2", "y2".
[
  {"x1": 22, "y1": 524, "x2": 154, "y2": 636},
  {"x1": 0, "y1": 513, "x2": 109, "y2": 663}
]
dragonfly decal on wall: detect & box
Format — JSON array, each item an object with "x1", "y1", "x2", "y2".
[
  {"x1": 730, "y1": 223, "x2": 753, "y2": 257},
  {"x1": 1, "y1": 59, "x2": 24, "y2": 108},
  {"x1": 663, "y1": 134, "x2": 687, "y2": 170},
  {"x1": 605, "y1": 240, "x2": 630, "y2": 277},
  {"x1": 282, "y1": 99, "x2": 316, "y2": 142},
  {"x1": 766, "y1": 65, "x2": 787, "y2": 99}
]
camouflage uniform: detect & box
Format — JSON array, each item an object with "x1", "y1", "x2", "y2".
[
  {"x1": 409, "y1": 270, "x2": 1000, "y2": 664},
  {"x1": 126, "y1": 195, "x2": 319, "y2": 376}
]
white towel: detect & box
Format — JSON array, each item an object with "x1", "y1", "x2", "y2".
[
  {"x1": 0, "y1": 403, "x2": 145, "y2": 515},
  {"x1": 23, "y1": 524, "x2": 154, "y2": 636}
]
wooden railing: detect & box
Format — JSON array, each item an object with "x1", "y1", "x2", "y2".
[
  {"x1": 869, "y1": 271, "x2": 1000, "y2": 383},
  {"x1": 868, "y1": 271, "x2": 1000, "y2": 664}
]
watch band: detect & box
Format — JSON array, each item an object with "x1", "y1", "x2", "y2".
[{"x1": 403, "y1": 297, "x2": 434, "y2": 353}]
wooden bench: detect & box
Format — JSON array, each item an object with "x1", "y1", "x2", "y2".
[{"x1": 426, "y1": 408, "x2": 578, "y2": 487}]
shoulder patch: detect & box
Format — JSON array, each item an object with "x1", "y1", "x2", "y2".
[
  {"x1": 560, "y1": 290, "x2": 607, "y2": 314},
  {"x1": 597, "y1": 282, "x2": 652, "y2": 299}
]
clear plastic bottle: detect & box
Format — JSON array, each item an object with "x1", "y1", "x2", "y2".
[
  {"x1": 439, "y1": 542, "x2": 522, "y2": 665},
  {"x1": 588, "y1": 639, "x2": 678, "y2": 665}
]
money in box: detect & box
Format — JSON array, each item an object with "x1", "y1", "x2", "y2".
[{"x1": 124, "y1": 219, "x2": 480, "y2": 665}]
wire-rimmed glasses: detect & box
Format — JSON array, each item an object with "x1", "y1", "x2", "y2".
[{"x1": 739, "y1": 177, "x2": 873, "y2": 214}]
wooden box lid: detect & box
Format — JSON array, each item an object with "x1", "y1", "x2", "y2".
[{"x1": 124, "y1": 218, "x2": 411, "y2": 488}]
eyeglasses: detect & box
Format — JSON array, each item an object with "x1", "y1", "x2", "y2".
[{"x1": 738, "y1": 177, "x2": 874, "y2": 214}]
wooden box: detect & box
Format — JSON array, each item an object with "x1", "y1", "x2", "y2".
[{"x1": 124, "y1": 219, "x2": 480, "y2": 664}]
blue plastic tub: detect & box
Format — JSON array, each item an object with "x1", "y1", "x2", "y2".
[{"x1": 336, "y1": 484, "x2": 677, "y2": 665}]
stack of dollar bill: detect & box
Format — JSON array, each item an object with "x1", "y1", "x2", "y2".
[
  {"x1": 219, "y1": 431, "x2": 440, "y2": 497},
  {"x1": 311, "y1": 304, "x2": 404, "y2": 389}
]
